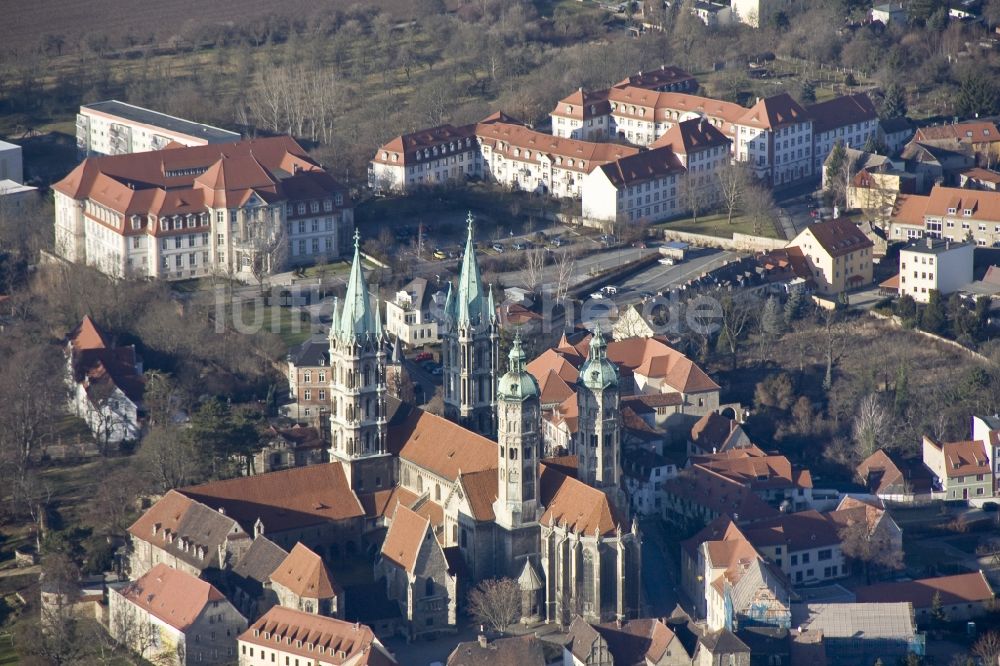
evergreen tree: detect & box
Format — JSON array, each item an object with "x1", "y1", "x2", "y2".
[
  {"x1": 920, "y1": 290, "x2": 947, "y2": 334},
  {"x1": 784, "y1": 288, "x2": 804, "y2": 325},
  {"x1": 931, "y1": 590, "x2": 946, "y2": 625},
  {"x1": 957, "y1": 69, "x2": 1000, "y2": 118},
  {"x1": 825, "y1": 141, "x2": 847, "y2": 192},
  {"x1": 799, "y1": 80, "x2": 816, "y2": 105},
  {"x1": 761, "y1": 296, "x2": 785, "y2": 338},
  {"x1": 879, "y1": 83, "x2": 907, "y2": 119},
  {"x1": 895, "y1": 294, "x2": 917, "y2": 322}
]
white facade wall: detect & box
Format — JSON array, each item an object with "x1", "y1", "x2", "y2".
[
  {"x1": 372, "y1": 146, "x2": 480, "y2": 194},
  {"x1": 551, "y1": 113, "x2": 611, "y2": 141},
  {"x1": 0, "y1": 141, "x2": 23, "y2": 184},
  {"x1": 814, "y1": 119, "x2": 879, "y2": 172},
  {"x1": 898, "y1": 242, "x2": 974, "y2": 303},
  {"x1": 73, "y1": 383, "x2": 140, "y2": 444},
  {"x1": 76, "y1": 107, "x2": 238, "y2": 157},
  {"x1": 386, "y1": 299, "x2": 438, "y2": 347}
]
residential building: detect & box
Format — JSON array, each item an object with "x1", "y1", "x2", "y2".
[
  {"x1": 0, "y1": 139, "x2": 23, "y2": 183},
  {"x1": 871, "y1": 2, "x2": 907, "y2": 24},
  {"x1": 0, "y1": 179, "x2": 38, "y2": 209},
  {"x1": 686, "y1": 1, "x2": 736, "y2": 26},
  {"x1": 254, "y1": 424, "x2": 327, "y2": 473},
  {"x1": 791, "y1": 603, "x2": 924, "y2": 666},
  {"x1": 76, "y1": 100, "x2": 239, "y2": 157},
  {"x1": 376, "y1": 504, "x2": 458, "y2": 639},
  {"x1": 66, "y1": 315, "x2": 144, "y2": 445},
  {"x1": 238, "y1": 606, "x2": 397, "y2": 666},
  {"x1": 447, "y1": 634, "x2": 549, "y2": 666},
  {"x1": 53, "y1": 136, "x2": 353, "y2": 281},
  {"x1": 879, "y1": 116, "x2": 916, "y2": 155},
  {"x1": 855, "y1": 571, "x2": 995, "y2": 622},
  {"x1": 887, "y1": 193, "x2": 931, "y2": 241},
  {"x1": 108, "y1": 563, "x2": 247, "y2": 666},
  {"x1": 920, "y1": 185, "x2": 1000, "y2": 246},
  {"x1": 385, "y1": 277, "x2": 440, "y2": 347},
  {"x1": 286, "y1": 338, "x2": 331, "y2": 422},
  {"x1": 960, "y1": 167, "x2": 1000, "y2": 191},
  {"x1": 689, "y1": 446, "x2": 814, "y2": 510},
  {"x1": 730, "y1": 0, "x2": 790, "y2": 26},
  {"x1": 806, "y1": 93, "x2": 879, "y2": 173},
  {"x1": 688, "y1": 412, "x2": 753, "y2": 457},
  {"x1": 856, "y1": 449, "x2": 935, "y2": 502},
  {"x1": 615, "y1": 66, "x2": 699, "y2": 94},
  {"x1": 126, "y1": 489, "x2": 249, "y2": 579},
  {"x1": 896, "y1": 237, "x2": 974, "y2": 303},
  {"x1": 788, "y1": 218, "x2": 874, "y2": 295},
  {"x1": 914, "y1": 120, "x2": 1000, "y2": 166},
  {"x1": 269, "y1": 543, "x2": 343, "y2": 617},
  {"x1": 664, "y1": 465, "x2": 781, "y2": 527},
  {"x1": 972, "y1": 415, "x2": 1000, "y2": 493},
  {"x1": 622, "y1": 448, "x2": 675, "y2": 516},
  {"x1": 922, "y1": 435, "x2": 992, "y2": 500},
  {"x1": 563, "y1": 615, "x2": 702, "y2": 665},
  {"x1": 580, "y1": 145, "x2": 686, "y2": 224},
  {"x1": 369, "y1": 121, "x2": 481, "y2": 192},
  {"x1": 900, "y1": 142, "x2": 975, "y2": 188}
]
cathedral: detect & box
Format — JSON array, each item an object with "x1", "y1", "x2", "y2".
[{"x1": 327, "y1": 215, "x2": 641, "y2": 624}]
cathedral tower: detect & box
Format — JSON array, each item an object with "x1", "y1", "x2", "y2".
[
  {"x1": 493, "y1": 333, "x2": 541, "y2": 530},
  {"x1": 328, "y1": 231, "x2": 391, "y2": 492},
  {"x1": 442, "y1": 212, "x2": 498, "y2": 437},
  {"x1": 575, "y1": 327, "x2": 622, "y2": 494}
]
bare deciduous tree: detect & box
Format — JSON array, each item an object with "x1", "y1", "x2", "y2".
[
  {"x1": 973, "y1": 631, "x2": 1000, "y2": 666},
  {"x1": 469, "y1": 577, "x2": 521, "y2": 634},
  {"x1": 742, "y1": 183, "x2": 779, "y2": 237},
  {"x1": 853, "y1": 393, "x2": 891, "y2": 461},
  {"x1": 138, "y1": 426, "x2": 205, "y2": 493},
  {"x1": 554, "y1": 248, "x2": 577, "y2": 305},
  {"x1": 522, "y1": 248, "x2": 546, "y2": 294},
  {"x1": 839, "y1": 517, "x2": 903, "y2": 583},
  {"x1": 715, "y1": 291, "x2": 758, "y2": 368},
  {"x1": 716, "y1": 163, "x2": 751, "y2": 225}
]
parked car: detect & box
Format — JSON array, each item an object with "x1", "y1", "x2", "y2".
[
  {"x1": 512, "y1": 241, "x2": 528, "y2": 250},
  {"x1": 433, "y1": 248, "x2": 447, "y2": 260},
  {"x1": 602, "y1": 285, "x2": 618, "y2": 295},
  {"x1": 551, "y1": 237, "x2": 567, "y2": 247},
  {"x1": 659, "y1": 257, "x2": 676, "y2": 266},
  {"x1": 414, "y1": 351, "x2": 433, "y2": 363},
  {"x1": 590, "y1": 291, "x2": 605, "y2": 300},
  {"x1": 492, "y1": 243, "x2": 505, "y2": 253}
]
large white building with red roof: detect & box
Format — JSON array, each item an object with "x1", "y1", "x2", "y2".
[
  {"x1": 109, "y1": 563, "x2": 247, "y2": 666},
  {"x1": 53, "y1": 136, "x2": 352, "y2": 281}
]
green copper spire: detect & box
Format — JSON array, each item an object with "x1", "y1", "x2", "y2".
[
  {"x1": 498, "y1": 331, "x2": 539, "y2": 401},
  {"x1": 580, "y1": 326, "x2": 618, "y2": 389},
  {"x1": 335, "y1": 229, "x2": 379, "y2": 344},
  {"x1": 448, "y1": 211, "x2": 490, "y2": 327}
]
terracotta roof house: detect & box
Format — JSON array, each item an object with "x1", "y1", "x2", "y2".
[
  {"x1": 127, "y1": 489, "x2": 247, "y2": 579},
  {"x1": 688, "y1": 412, "x2": 754, "y2": 456},
  {"x1": 856, "y1": 449, "x2": 934, "y2": 499},
  {"x1": 664, "y1": 464, "x2": 781, "y2": 528},
  {"x1": 239, "y1": 606, "x2": 398, "y2": 666},
  {"x1": 221, "y1": 535, "x2": 287, "y2": 620},
  {"x1": 376, "y1": 505, "x2": 457, "y2": 640},
  {"x1": 109, "y1": 563, "x2": 247, "y2": 666},
  {"x1": 922, "y1": 435, "x2": 993, "y2": 501},
  {"x1": 690, "y1": 448, "x2": 814, "y2": 510},
  {"x1": 65, "y1": 315, "x2": 144, "y2": 445},
  {"x1": 915, "y1": 121, "x2": 1000, "y2": 164},
  {"x1": 788, "y1": 218, "x2": 874, "y2": 295},
  {"x1": 53, "y1": 135, "x2": 352, "y2": 282},
  {"x1": 270, "y1": 543, "x2": 343, "y2": 618},
  {"x1": 901, "y1": 141, "x2": 975, "y2": 188},
  {"x1": 855, "y1": 571, "x2": 995, "y2": 621}
]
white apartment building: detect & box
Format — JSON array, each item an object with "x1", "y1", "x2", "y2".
[
  {"x1": 77, "y1": 100, "x2": 239, "y2": 157},
  {"x1": 385, "y1": 277, "x2": 442, "y2": 347},
  {"x1": 922, "y1": 186, "x2": 1000, "y2": 246},
  {"x1": 53, "y1": 136, "x2": 353, "y2": 281},
  {"x1": 108, "y1": 564, "x2": 246, "y2": 666},
  {"x1": 731, "y1": 0, "x2": 790, "y2": 26},
  {"x1": 807, "y1": 93, "x2": 879, "y2": 173},
  {"x1": 0, "y1": 139, "x2": 23, "y2": 183},
  {"x1": 897, "y1": 237, "x2": 974, "y2": 303},
  {"x1": 369, "y1": 122, "x2": 482, "y2": 193},
  {"x1": 238, "y1": 606, "x2": 396, "y2": 666}
]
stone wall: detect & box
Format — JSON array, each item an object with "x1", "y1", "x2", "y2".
[{"x1": 661, "y1": 229, "x2": 788, "y2": 252}]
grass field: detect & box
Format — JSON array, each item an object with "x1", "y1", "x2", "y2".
[
  {"x1": 656, "y1": 212, "x2": 781, "y2": 239},
  {"x1": 0, "y1": 633, "x2": 15, "y2": 666}
]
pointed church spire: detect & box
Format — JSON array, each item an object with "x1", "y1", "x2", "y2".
[
  {"x1": 335, "y1": 229, "x2": 377, "y2": 343},
  {"x1": 454, "y1": 211, "x2": 487, "y2": 327}
]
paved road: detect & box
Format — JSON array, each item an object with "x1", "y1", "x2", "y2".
[{"x1": 612, "y1": 248, "x2": 740, "y2": 303}]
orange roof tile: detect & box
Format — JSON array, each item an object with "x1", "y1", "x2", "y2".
[
  {"x1": 381, "y1": 504, "x2": 430, "y2": 574},
  {"x1": 269, "y1": 543, "x2": 341, "y2": 599},
  {"x1": 69, "y1": 315, "x2": 108, "y2": 351},
  {"x1": 925, "y1": 186, "x2": 1000, "y2": 223},
  {"x1": 476, "y1": 122, "x2": 640, "y2": 174},
  {"x1": 240, "y1": 606, "x2": 396, "y2": 666},
  {"x1": 458, "y1": 469, "x2": 498, "y2": 522},
  {"x1": 855, "y1": 572, "x2": 994, "y2": 607},
  {"x1": 797, "y1": 218, "x2": 874, "y2": 258},
  {"x1": 180, "y1": 463, "x2": 364, "y2": 533},
  {"x1": 539, "y1": 467, "x2": 625, "y2": 537},
  {"x1": 890, "y1": 194, "x2": 930, "y2": 227},
  {"x1": 116, "y1": 563, "x2": 227, "y2": 631},
  {"x1": 358, "y1": 486, "x2": 419, "y2": 521},
  {"x1": 389, "y1": 406, "x2": 497, "y2": 481}
]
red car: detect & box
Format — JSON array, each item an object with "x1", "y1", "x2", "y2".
[{"x1": 414, "y1": 351, "x2": 433, "y2": 363}]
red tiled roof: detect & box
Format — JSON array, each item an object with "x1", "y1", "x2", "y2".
[
  {"x1": 651, "y1": 117, "x2": 731, "y2": 155},
  {"x1": 476, "y1": 122, "x2": 640, "y2": 174},
  {"x1": 457, "y1": 469, "x2": 498, "y2": 522},
  {"x1": 539, "y1": 465, "x2": 626, "y2": 536},
  {"x1": 665, "y1": 466, "x2": 779, "y2": 523},
  {"x1": 797, "y1": 218, "x2": 874, "y2": 258},
  {"x1": 854, "y1": 572, "x2": 994, "y2": 608},
  {"x1": 891, "y1": 194, "x2": 930, "y2": 227},
  {"x1": 915, "y1": 121, "x2": 1000, "y2": 145},
  {"x1": 381, "y1": 504, "x2": 430, "y2": 574},
  {"x1": 389, "y1": 406, "x2": 497, "y2": 481},
  {"x1": 925, "y1": 186, "x2": 1000, "y2": 223},
  {"x1": 180, "y1": 463, "x2": 365, "y2": 533},
  {"x1": 806, "y1": 93, "x2": 877, "y2": 135},
  {"x1": 597, "y1": 146, "x2": 686, "y2": 188},
  {"x1": 116, "y1": 563, "x2": 227, "y2": 631},
  {"x1": 240, "y1": 606, "x2": 396, "y2": 666},
  {"x1": 270, "y1": 543, "x2": 341, "y2": 599},
  {"x1": 358, "y1": 486, "x2": 419, "y2": 521}
]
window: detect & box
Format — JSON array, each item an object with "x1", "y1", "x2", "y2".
[{"x1": 818, "y1": 549, "x2": 832, "y2": 561}]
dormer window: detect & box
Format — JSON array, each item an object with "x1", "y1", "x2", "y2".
[
  {"x1": 947, "y1": 207, "x2": 956, "y2": 215},
  {"x1": 131, "y1": 215, "x2": 141, "y2": 230},
  {"x1": 964, "y1": 208, "x2": 973, "y2": 216},
  {"x1": 565, "y1": 105, "x2": 573, "y2": 113},
  {"x1": 159, "y1": 218, "x2": 168, "y2": 232}
]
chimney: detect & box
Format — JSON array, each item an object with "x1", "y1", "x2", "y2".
[
  {"x1": 927, "y1": 237, "x2": 933, "y2": 249},
  {"x1": 477, "y1": 635, "x2": 488, "y2": 648}
]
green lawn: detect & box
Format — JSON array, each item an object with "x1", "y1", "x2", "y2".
[
  {"x1": 656, "y1": 212, "x2": 781, "y2": 240},
  {"x1": 0, "y1": 633, "x2": 15, "y2": 665}
]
